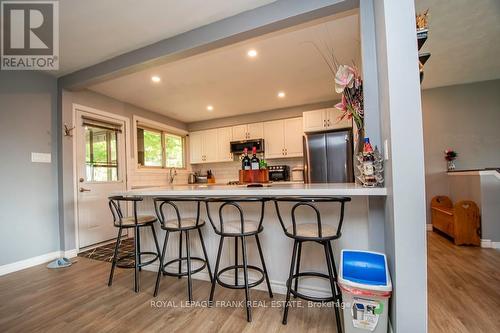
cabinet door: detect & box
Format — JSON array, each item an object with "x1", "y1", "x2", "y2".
[
  {"x1": 232, "y1": 124, "x2": 247, "y2": 141},
  {"x1": 189, "y1": 131, "x2": 203, "y2": 164},
  {"x1": 303, "y1": 109, "x2": 327, "y2": 132},
  {"x1": 217, "y1": 127, "x2": 233, "y2": 162},
  {"x1": 202, "y1": 129, "x2": 218, "y2": 163},
  {"x1": 264, "y1": 120, "x2": 285, "y2": 159},
  {"x1": 284, "y1": 117, "x2": 303, "y2": 157},
  {"x1": 247, "y1": 122, "x2": 264, "y2": 139},
  {"x1": 326, "y1": 108, "x2": 352, "y2": 129}
]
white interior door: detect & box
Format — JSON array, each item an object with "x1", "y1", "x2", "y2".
[{"x1": 76, "y1": 110, "x2": 127, "y2": 249}]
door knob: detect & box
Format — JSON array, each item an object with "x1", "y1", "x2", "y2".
[
  {"x1": 79, "y1": 177, "x2": 84, "y2": 183},
  {"x1": 79, "y1": 188, "x2": 91, "y2": 192}
]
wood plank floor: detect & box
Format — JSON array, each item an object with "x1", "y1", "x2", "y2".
[
  {"x1": 427, "y1": 231, "x2": 500, "y2": 332},
  {"x1": 1, "y1": 232, "x2": 499, "y2": 332},
  {"x1": 0, "y1": 257, "x2": 340, "y2": 332}
]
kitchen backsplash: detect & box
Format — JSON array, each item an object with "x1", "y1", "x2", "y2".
[{"x1": 192, "y1": 157, "x2": 303, "y2": 184}]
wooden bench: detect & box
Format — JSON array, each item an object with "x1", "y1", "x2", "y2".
[{"x1": 430, "y1": 196, "x2": 481, "y2": 246}]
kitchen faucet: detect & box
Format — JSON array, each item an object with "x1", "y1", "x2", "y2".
[{"x1": 168, "y1": 168, "x2": 177, "y2": 184}]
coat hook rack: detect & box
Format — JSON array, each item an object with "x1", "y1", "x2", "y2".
[{"x1": 64, "y1": 124, "x2": 75, "y2": 137}]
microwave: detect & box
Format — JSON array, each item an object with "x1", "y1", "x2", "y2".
[{"x1": 230, "y1": 139, "x2": 264, "y2": 154}]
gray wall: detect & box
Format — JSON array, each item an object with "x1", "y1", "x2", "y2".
[
  {"x1": 422, "y1": 79, "x2": 500, "y2": 222},
  {"x1": 480, "y1": 173, "x2": 500, "y2": 242},
  {"x1": 60, "y1": 89, "x2": 187, "y2": 251},
  {"x1": 0, "y1": 71, "x2": 60, "y2": 265},
  {"x1": 187, "y1": 100, "x2": 336, "y2": 131}
]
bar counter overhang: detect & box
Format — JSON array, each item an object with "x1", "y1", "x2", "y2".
[{"x1": 112, "y1": 183, "x2": 387, "y2": 297}]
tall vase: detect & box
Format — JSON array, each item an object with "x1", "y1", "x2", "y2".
[{"x1": 353, "y1": 122, "x2": 365, "y2": 185}]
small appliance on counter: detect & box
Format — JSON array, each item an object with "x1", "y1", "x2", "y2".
[
  {"x1": 291, "y1": 166, "x2": 304, "y2": 182},
  {"x1": 268, "y1": 165, "x2": 290, "y2": 182}
]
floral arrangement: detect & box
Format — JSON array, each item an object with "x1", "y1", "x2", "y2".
[
  {"x1": 444, "y1": 149, "x2": 457, "y2": 161},
  {"x1": 334, "y1": 64, "x2": 364, "y2": 130}
]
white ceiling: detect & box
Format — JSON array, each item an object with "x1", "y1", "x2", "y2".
[
  {"x1": 88, "y1": 12, "x2": 361, "y2": 123},
  {"x1": 55, "y1": 0, "x2": 276, "y2": 76},
  {"x1": 416, "y1": 0, "x2": 500, "y2": 89}
]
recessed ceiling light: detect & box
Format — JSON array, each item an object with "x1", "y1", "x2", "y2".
[
  {"x1": 151, "y1": 75, "x2": 161, "y2": 83},
  {"x1": 206, "y1": 105, "x2": 214, "y2": 111},
  {"x1": 277, "y1": 91, "x2": 286, "y2": 98},
  {"x1": 247, "y1": 49, "x2": 258, "y2": 58}
]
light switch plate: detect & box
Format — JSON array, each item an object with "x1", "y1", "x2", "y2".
[
  {"x1": 383, "y1": 140, "x2": 389, "y2": 160},
  {"x1": 31, "y1": 152, "x2": 51, "y2": 163}
]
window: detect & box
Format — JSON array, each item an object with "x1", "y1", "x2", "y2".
[
  {"x1": 137, "y1": 126, "x2": 185, "y2": 168},
  {"x1": 85, "y1": 125, "x2": 119, "y2": 182}
]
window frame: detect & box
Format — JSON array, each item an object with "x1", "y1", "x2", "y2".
[{"x1": 133, "y1": 116, "x2": 187, "y2": 172}]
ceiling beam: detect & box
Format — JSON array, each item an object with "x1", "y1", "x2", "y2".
[{"x1": 58, "y1": 0, "x2": 358, "y2": 90}]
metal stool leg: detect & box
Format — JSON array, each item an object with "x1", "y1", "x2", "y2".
[
  {"x1": 108, "y1": 227, "x2": 123, "y2": 286},
  {"x1": 255, "y1": 234, "x2": 273, "y2": 298},
  {"x1": 134, "y1": 226, "x2": 140, "y2": 292},
  {"x1": 209, "y1": 236, "x2": 225, "y2": 303},
  {"x1": 324, "y1": 242, "x2": 342, "y2": 333},
  {"x1": 154, "y1": 231, "x2": 169, "y2": 297},
  {"x1": 177, "y1": 232, "x2": 183, "y2": 279},
  {"x1": 241, "y1": 236, "x2": 252, "y2": 322},
  {"x1": 185, "y1": 230, "x2": 193, "y2": 302},
  {"x1": 294, "y1": 241, "x2": 302, "y2": 298},
  {"x1": 283, "y1": 240, "x2": 298, "y2": 325},
  {"x1": 150, "y1": 224, "x2": 161, "y2": 260},
  {"x1": 234, "y1": 237, "x2": 238, "y2": 286},
  {"x1": 137, "y1": 226, "x2": 142, "y2": 272},
  {"x1": 198, "y1": 228, "x2": 213, "y2": 282},
  {"x1": 327, "y1": 241, "x2": 342, "y2": 303}
]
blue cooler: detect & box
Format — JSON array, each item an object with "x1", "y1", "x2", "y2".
[{"x1": 338, "y1": 250, "x2": 392, "y2": 332}]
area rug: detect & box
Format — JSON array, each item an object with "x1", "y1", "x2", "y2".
[{"x1": 78, "y1": 238, "x2": 135, "y2": 266}]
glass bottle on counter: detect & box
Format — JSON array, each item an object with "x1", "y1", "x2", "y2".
[
  {"x1": 362, "y1": 138, "x2": 376, "y2": 185},
  {"x1": 242, "y1": 148, "x2": 251, "y2": 170},
  {"x1": 250, "y1": 146, "x2": 260, "y2": 170},
  {"x1": 259, "y1": 154, "x2": 267, "y2": 170}
]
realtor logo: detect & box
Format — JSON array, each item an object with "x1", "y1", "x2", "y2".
[{"x1": 1, "y1": 0, "x2": 59, "y2": 70}]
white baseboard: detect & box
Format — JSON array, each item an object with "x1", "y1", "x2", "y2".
[
  {"x1": 426, "y1": 224, "x2": 433, "y2": 231},
  {"x1": 0, "y1": 249, "x2": 79, "y2": 277},
  {"x1": 481, "y1": 239, "x2": 500, "y2": 249},
  {"x1": 143, "y1": 263, "x2": 332, "y2": 298}
]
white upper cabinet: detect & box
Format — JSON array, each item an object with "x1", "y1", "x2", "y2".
[
  {"x1": 217, "y1": 127, "x2": 233, "y2": 162},
  {"x1": 189, "y1": 131, "x2": 203, "y2": 164},
  {"x1": 231, "y1": 122, "x2": 264, "y2": 140},
  {"x1": 284, "y1": 117, "x2": 304, "y2": 157},
  {"x1": 189, "y1": 129, "x2": 218, "y2": 164},
  {"x1": 231, "y1": 124, "x2": 247, "y2": 141},
  {"x1": 264, "y1": 120, "x2": 285, "y2": 159},
  {"x1": 303, "y1": 109, "x2": 326, "y2": 132},
  {"x1": 247, "y1": 122, "x2": 264, "y2": 140},
  {"x1": 303, "y1": 108, "x2": 352, "y2": 132},
  {"x1": 264, "y1": 117, "x2": 303, "y2": 159}
]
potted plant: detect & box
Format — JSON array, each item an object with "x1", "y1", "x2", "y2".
[{"x1": 444, "y1": 149, "x2": 457, "y2": 171}]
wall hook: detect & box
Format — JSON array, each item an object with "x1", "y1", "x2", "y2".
[{"x1": 64, "y1": 124, "x2": 75, "y2": 137}]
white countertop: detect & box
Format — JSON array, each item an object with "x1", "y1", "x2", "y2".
[{"x1": 118, "y1": 183, "x2": 387, "y2": 197}]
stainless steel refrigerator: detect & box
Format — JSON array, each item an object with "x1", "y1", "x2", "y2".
[{"x1": 303, "y1": 129, "x2": 354, "y2": 183}]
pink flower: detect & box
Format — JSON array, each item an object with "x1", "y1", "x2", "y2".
[{"x1": 335, "y1": 65, "x2": 355, "y2": 93}]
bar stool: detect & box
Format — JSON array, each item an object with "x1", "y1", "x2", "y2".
[
  {"x1": 108, "y1": 196, "x2": 161, "y2": 293},
  {"x1": 205, "y1": 197, "x2": 273, "y2": 322},
  {"x1": 153, "y1": 197, "x2": 213, "y2": 301},
  {"x1": 273, "y1": 196, "x2": 351, "y2": 332}
]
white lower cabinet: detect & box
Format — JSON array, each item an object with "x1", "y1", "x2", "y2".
[{"x1": 264, "y1": 117, "x2": 303, "y2": 159}]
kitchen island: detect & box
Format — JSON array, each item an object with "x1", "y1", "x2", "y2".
[{"x1": 114, "y1": 183, "x2": 387, "y2": 296}]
